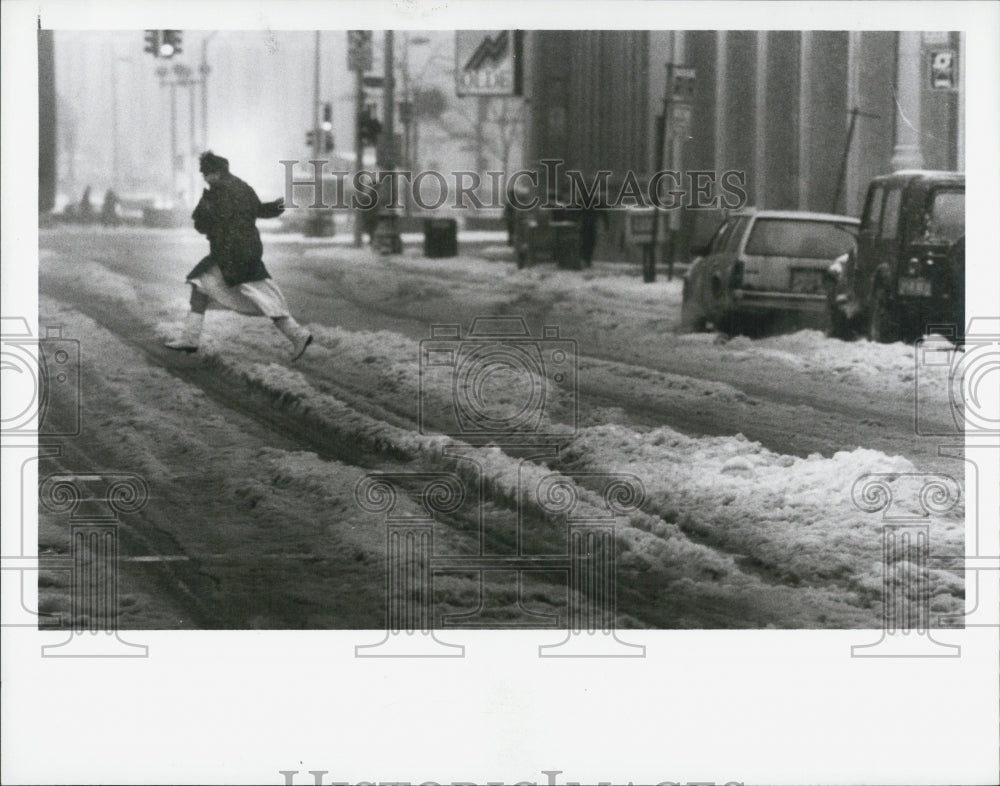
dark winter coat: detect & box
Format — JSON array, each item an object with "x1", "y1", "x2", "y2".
[{"x1": 187, "y1": 172, "x2": 284, "y2": 286}]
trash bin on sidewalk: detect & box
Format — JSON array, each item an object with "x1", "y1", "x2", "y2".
[
  {"x1": 525, "y1": 221, "x2": 555, "y2": 266},
  {"x1": 553, "y1": 221, "x2": 582, "y2": 270},
  {"x1": 423, "y1": 217, "x2": 458, "y2": 258},
  {"x1": 374, "y1": 209, "x2": 403, "y2": 255}
]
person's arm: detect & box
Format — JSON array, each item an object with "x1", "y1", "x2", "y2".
[
  {"x1": 257, "y1": 197, "x2": 285, "y2": 219},
  {"x1": 192, "y1": 189, "x2": 215, "y2": 235}
]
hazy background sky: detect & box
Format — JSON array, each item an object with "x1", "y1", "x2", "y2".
[{"x1": 54, "y1": 29, "x2": 488, "y2": 206}]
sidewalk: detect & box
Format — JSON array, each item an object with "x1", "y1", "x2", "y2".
[{"x1": 260, "y1": 229, "x2": 510, "y2": 247}]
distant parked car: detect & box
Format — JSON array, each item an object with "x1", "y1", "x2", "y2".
[
  {"x1": 680, "y1": 209, "x2": 859, "y2": 334},
  {"x1": 513, "y1": 199, "x2": 581, "y2": 270},
  {"x1": 826, "y1": 170, "x2": 964, "y2": 343}
]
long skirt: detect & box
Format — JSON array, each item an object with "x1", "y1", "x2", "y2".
[{"x1": 189, "y1": 264, "x2": 290, "y2": 318}]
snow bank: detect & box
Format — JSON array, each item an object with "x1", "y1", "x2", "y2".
[{"x1": 558, "y1": 424, "x2": 963, "y2": 613}]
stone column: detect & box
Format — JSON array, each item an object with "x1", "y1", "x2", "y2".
[
  {"x1": 845, "y1": 31, "x2": 862, "y2": 215},
  {"x1": 754, "y1": 31, "x2": 768, "y2": 207},
  {"x1": 797, "y1": 31, "x2": 813, "y2": 209},
  {"x1": 957, "y1": 32, "x2": 965, "y2": 171},
  {"x1": 890, "y1": 31, "x2": 925, "y2": 171},
  {"x1": 714, "y1": 31, "x2": 728, "y2": 172}
]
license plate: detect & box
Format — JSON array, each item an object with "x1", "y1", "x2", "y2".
[
  {"x1": 790, "y1": 269, "x2": 823, "y2": 294},
  {"x1": 898, "y1": 276, "x2": 932, "y2": 297}
]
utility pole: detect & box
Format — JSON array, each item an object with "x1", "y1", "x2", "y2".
[
  {"x1": 475, "y1": 96, "x2": 488, "y2": 178},
  {"x1": 353, "y1": 66, "x2": 365, "y2": 246},
  {"x1": 188, "y1": 69, "x2": 197, "y2": 205},
  {"x1": 348, "y1": 30, "x2": 374, "y2": 247},
  {"x1": 308, "y1": 30, "x2": 325, "y2": 236},
  {"x1": 169, "y1": 80, "x2": 178, "y2": 202},
  {"x1": 200, "y1": 32, "x2": 217, "y2": 149},
  {"x1": 401, "y1": 32, "x2": 412, "y2": 216},
  {"x1": 382, "y1": 30, "x2": 396, "y2": 169},
  {"x1": 831, "y1": 106, "x2": 880, "y2": 213},
  {"x1": 312, "y1": 31, "x2": 322, "y2": 163},
  {"x1": 111, "y1": 47, "x2": 119, "y2": 190},
  {"x1": 376, "y1": 30, "x2": 401, "y2": 253},
  {"x1": 666, "y1": 32, "x2": 688, "y2": 282}
]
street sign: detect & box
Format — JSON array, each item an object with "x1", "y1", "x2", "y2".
[
  {"x1": 348, "y1": 30, "x2": 373, "y2": 72},
  {"x1": 666, "y1": 103, "x2": 692, "y2": 139},
  {"x1": 624, "y1": 207, "x2": 665, "y2": 245},
  {"x1": 930, "y1": 50, "x2": 957, "y2": 90},
  {"x1": 362, "y1": 75, "x2": 385, "y2": 88},
  {"x1": 667, "y1": 64, "x2": 696, "y2": 103},
  {"x1": 922, "y1": 31, "x2": 950, "y2": 45},
  {"x1": 455, "y1": 30, "x2": 523, "y2": 96}
]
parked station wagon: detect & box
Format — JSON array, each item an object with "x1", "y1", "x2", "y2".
[
  {"x1": 826, "y1": 170, "x2": 965, "y2": 343},
  {"x1": 681, "y1": 209, "x2": 860, "y2": 334}
]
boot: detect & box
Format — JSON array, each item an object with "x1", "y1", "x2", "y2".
[
  {"x1": 274, "y1": 316, "x2": 313, "y2": 361},
  {"x1": 164, "y1": 311, "x2": 204, "y2": 353}
]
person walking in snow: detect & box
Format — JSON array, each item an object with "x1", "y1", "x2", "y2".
[{"x1": 165, "y1": 151, "x2": 313, "y2": 360}]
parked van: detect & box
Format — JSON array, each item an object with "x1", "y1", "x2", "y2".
[{"x1": 827, "y1": 170, "x2": 965, "y2": 343}]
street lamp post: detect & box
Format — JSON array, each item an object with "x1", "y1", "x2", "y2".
[
  {"x1": 200, "y1": 31, "x2": 218, "y2": 149},
  {"x1": 157, "y1": 64, "x2": 204, "y2": 207},
  {"x1": 109, "y1": 37, "x2": 134, "y2": 192},
  {"x1": 373, "y1": 30, "x2": 403, "y2": 253},
  {"x1": 399, "y1": 34, "x2": 430, "y2": 216},
  {"x1": 307, "y1": 31, "x2": 327, "y2": 237},
  {"x1": 382, "y1": 30, "x2": 395, "y2": 170}
]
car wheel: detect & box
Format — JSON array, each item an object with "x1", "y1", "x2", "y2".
[
  {"x1": 825, "y1": 297, "x2": 853, "y2": 340},
  {"x1": 716, "y1": 310, "x2": 741, "y2": 336},
  {"x1": 680, "y1": 296, "x2": 707, "y2": 333},
  {"x1": 867, "y1": 286, "x2": 899, "y2": 343}
]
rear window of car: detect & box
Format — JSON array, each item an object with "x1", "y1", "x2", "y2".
[
  {"x1": 880, "y1": 189, "x2": 902, "y2": 239},
  {"x1": 922, "y1": 189, "x2": 964, "y2": 242},
  {"x1": 744, "y1": 219, "x2": 858, "y2": 258},
  {"x1": 862, "y1": 186, "x2": 884, "y2": 232}
]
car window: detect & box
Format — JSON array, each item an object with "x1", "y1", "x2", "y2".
[
  {"x1": 862, "y1": 186, "x2": 883, "y2": 232},
  {"x1": 725, "y1": 216, "x2": 752, "y2": 251},
  {"x1": 921, "y1": 189, "x2": 964, "y2": 242},
  {"x1": 880, "y1": 188, "x2": 902, "y2": 239},
  {"x1": 743, "y1": 219, "x2": 858, "y2": 258},
  {"x1": 708, "y1": 218, "x2": 736, "y2": 253}
]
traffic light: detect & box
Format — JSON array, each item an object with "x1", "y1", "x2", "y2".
[
  {"x1": 321, "y1": 103, "x2": 333, "y2": 132},
  {"x1": 306, "y1": 130, "x2": 316, "y2": 148},
  {"x1": 324, "y1": 132, "x2": 334, "y2": 153},
  {"x1": 144, "y1": 30, "x2": 160, "y2": 57},
  {"x1": 160, "y1": 30, "x2": 183, "y2": 58},
  {"x1": 358, "y1": 104, "x2": 382, "y2": 147},
  {"x1": 144, "y1": 29, "x2": 183, "y2": 59},
  {"x1": 668, "y1": 65, "x2": 696, "y2": 103}
]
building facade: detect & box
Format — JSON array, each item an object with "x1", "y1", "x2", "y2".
[{"x1": 523, "y1": 30, "x2": 964, "y2": 262}]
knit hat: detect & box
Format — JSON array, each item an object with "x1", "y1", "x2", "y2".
[{"x1": 199, "y1": 151, "x2": 229, "y2": 175}]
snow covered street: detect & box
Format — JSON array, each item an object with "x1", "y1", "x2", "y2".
[{"x1": 36, "y1": 225, "x2": 967, "y2": 629}]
